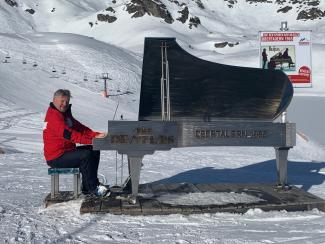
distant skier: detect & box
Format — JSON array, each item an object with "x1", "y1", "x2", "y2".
[
  {"x1": 262, "y1": 48, "x2": 268, "y2": 69},
  {"x1": 43, "y1": 89, "x2": 109, "y2": 197}
]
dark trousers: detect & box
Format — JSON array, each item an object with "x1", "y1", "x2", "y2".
[
  {"x1": 47, "y1": 145, "x2": 100, "y2": 192},
  {"x1": 263, "y1": 60, "x2": 267, "y2": 69}
]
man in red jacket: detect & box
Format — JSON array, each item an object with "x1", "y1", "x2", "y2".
[{"x1": 43, "y1": 89, "x2": 109, "y2": 197}]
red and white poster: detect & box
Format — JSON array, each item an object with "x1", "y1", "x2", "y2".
[{"x1": 259, "y1": 30, "x2": 312, "y2": 88}]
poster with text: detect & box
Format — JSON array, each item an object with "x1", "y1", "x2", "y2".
[{"x1": 260, "y1": 31, "x2": 312, "y2": 87}]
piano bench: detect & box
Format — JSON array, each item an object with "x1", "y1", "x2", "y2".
[{"x1": 48, "y1": 168, "x2": 81, "y2": 199}]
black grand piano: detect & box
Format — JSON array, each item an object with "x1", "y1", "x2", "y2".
[{"x1": 93, "y1": 38, "x2": 296, "y2": 199}]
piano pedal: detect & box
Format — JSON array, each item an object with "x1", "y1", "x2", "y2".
[
  {"x1": 274, "y1": 184, "x2": 292, "y2": 191},
  {"x1": 110, "y1": 185, "x2": 124, "y2": 193}
]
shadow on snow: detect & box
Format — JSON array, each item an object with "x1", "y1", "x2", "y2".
[{"x1": 148, "y1": 160, "x2": 325, "y2": 192}]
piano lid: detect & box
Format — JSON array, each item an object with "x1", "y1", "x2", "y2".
[{"x1": 138, "y1": 37, "x2": 293, "y2": 121}]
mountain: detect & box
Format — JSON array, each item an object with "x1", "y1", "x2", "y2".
[{"x1": 2, "y1": 0, "x2": 325, "y2": 52}]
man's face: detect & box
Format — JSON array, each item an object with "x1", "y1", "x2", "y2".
[{"x1": 53, "y1": 95, "x2": 70, "y2": 113}]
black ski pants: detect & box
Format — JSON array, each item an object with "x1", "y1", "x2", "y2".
[{"x1": 47, "y1": 145, "x2": 100, "y2": 192}]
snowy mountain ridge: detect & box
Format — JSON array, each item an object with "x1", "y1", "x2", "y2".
[{"x1": 2, "y1": 0, "x2": 325, "y2": 51}]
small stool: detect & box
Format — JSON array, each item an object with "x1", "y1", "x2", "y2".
[{"x1": 48, "y1": 168, "x2": 81, "y2": 199}]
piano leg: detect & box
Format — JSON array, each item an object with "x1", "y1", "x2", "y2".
[
  {"x1": 128, "y1": 156, "x2": 144, "y2": 196},
  {"x1": 275, "y1": 147, "x2": 290, "y2": 188}
]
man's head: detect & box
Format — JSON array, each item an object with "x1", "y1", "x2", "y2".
[{"x1": 53, "y1": 89, "x2": 71, "y2": 113}]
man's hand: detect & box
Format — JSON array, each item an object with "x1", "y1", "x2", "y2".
[{"x1": 95, "y1": 132, "x2": 108, "y2": 138}]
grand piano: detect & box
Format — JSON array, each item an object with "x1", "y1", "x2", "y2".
[{"x1": 93, "y1": 38, "x2": 296, "y2": 198}]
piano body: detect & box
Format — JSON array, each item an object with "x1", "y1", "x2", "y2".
[{"x1": 94, "y1": 38, "x2": 296, "y2": 197}]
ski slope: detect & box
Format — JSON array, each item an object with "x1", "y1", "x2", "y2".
[{"x1": 0, "y1": 32, "x2": 140, "y2": 152}]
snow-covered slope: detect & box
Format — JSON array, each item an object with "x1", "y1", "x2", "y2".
[
  {"x1": 0, "y1": 32, "x2": 141, "y2": 152},
  {"x1": 3, "y1": 0, "x2": 325, "y2": 48},
  {"x1": 0, "y1": 0, "x2": 35, "y2": 33}
]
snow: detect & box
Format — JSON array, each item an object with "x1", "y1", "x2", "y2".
[
  {"x1": 2, "y1": 145, "x2": 325, "y2": 243},
  {"x1": 157, "y1": 192, "x2": 265, "y2": 206},
  {"x1": 1, "y1": 0, "x2": 325, "y2": 243}
]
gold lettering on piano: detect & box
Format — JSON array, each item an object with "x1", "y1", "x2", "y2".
[
  {"x1": 195, "y1": 129, "x2": 266, "y2": 139},
  {"x1": 110, "y1": 127, "x2": 175, "y2": 145},
  {"x1": 136, "y1": 127, "x2": 152, "y2": 135}
]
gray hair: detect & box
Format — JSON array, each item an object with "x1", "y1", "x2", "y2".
[{"x1": 53, "y1": 89, "x2": 72, "y2": 99}]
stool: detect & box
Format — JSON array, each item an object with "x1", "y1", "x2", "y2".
[{"x1": 48, "y1": 168, "x2": 81, "y2": 199}]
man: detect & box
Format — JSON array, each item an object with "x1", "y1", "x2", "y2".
[
  {"x1": 43, "y1": 89, "x2": 109, "y2": 197},
  {"x1": 262, "y1": 48, "x2": 268, "y2": 69}
]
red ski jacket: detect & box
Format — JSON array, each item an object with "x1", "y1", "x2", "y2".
[{"x1": 43, "y1": 103, "x2": 99, "y2": 161}]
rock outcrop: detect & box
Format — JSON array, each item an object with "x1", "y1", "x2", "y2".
[
  {"x1": 126, "y1": 0, "x2": 174, "y2": 24},
  {"x1": 177, "y1": 6, "x2": 189, "y2": 23},
  {"x1": 215, "y1": 41, "x2": 239, "y2": 48},
  {"x1": 5, "y1": 0, "x2": 18, "y2": 7},
  {"x1": 223, "y1": 0, "x2": 325, "y2": 20},
  {"x1": 189, "y1": 16, "x2": 201, "y2": 29},
  {"x1": 97, "y1": 14, "x2": 117, "y2": 23},
  {"x1": 297, "y1": 7, "x2": 325, "y2": 20},
  {"x1": 25, "y1": 9, "x2": 35, "y2": 14}
]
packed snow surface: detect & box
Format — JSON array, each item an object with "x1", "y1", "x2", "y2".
[{"x1": 156, "y1": 192, "x2": 265, "y2": 206}]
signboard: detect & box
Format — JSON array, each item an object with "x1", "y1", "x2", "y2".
[{"x1": 259, "y1": 30, "x2": 312, "y2": 87}]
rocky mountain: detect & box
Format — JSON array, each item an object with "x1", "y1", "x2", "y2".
[
  {"x1": 115, "y1": 0, "x2": 325, "y2": 25},
  {"x1": 4, "y1": 0, "x2": 324, "y2": 27},
  {"x1": 229, "y1": 0, "x2": 325, "y2": 20},
  {"x1": 1, "y1": 0, "x2": 325, "y2": 52}
]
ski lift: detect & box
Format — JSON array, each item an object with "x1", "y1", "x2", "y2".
[
  {"x1": 101, "y1": 73, "x2": 112, "y2": 80},
  {"x1": 50, "y1": 66, "x2": 59, "y2": 78},
  {"x1": 3, "y1": 54, "x2": 10, "y2": 63},
  {"x1": 101, "y1": 90, "x2": 108, "y2": 98},
  {"x1": 22, "y1": 58, "x2": 27, "y2": 64},
  {"x1": 33, "y1": 61, "x2": 38, "y2": 67},
  {"x1": 94, "y1": 75, "x2": 99, "y2": 82},
  {"x1": 62, "y1": 68, "x2": 66, "y2": 74},
  {"x1": 100, "y1": 73, "x2": 112, "y2": 97},
  {"x1": 83, "y1": 74, "x2": 88, "y2": 81}
]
